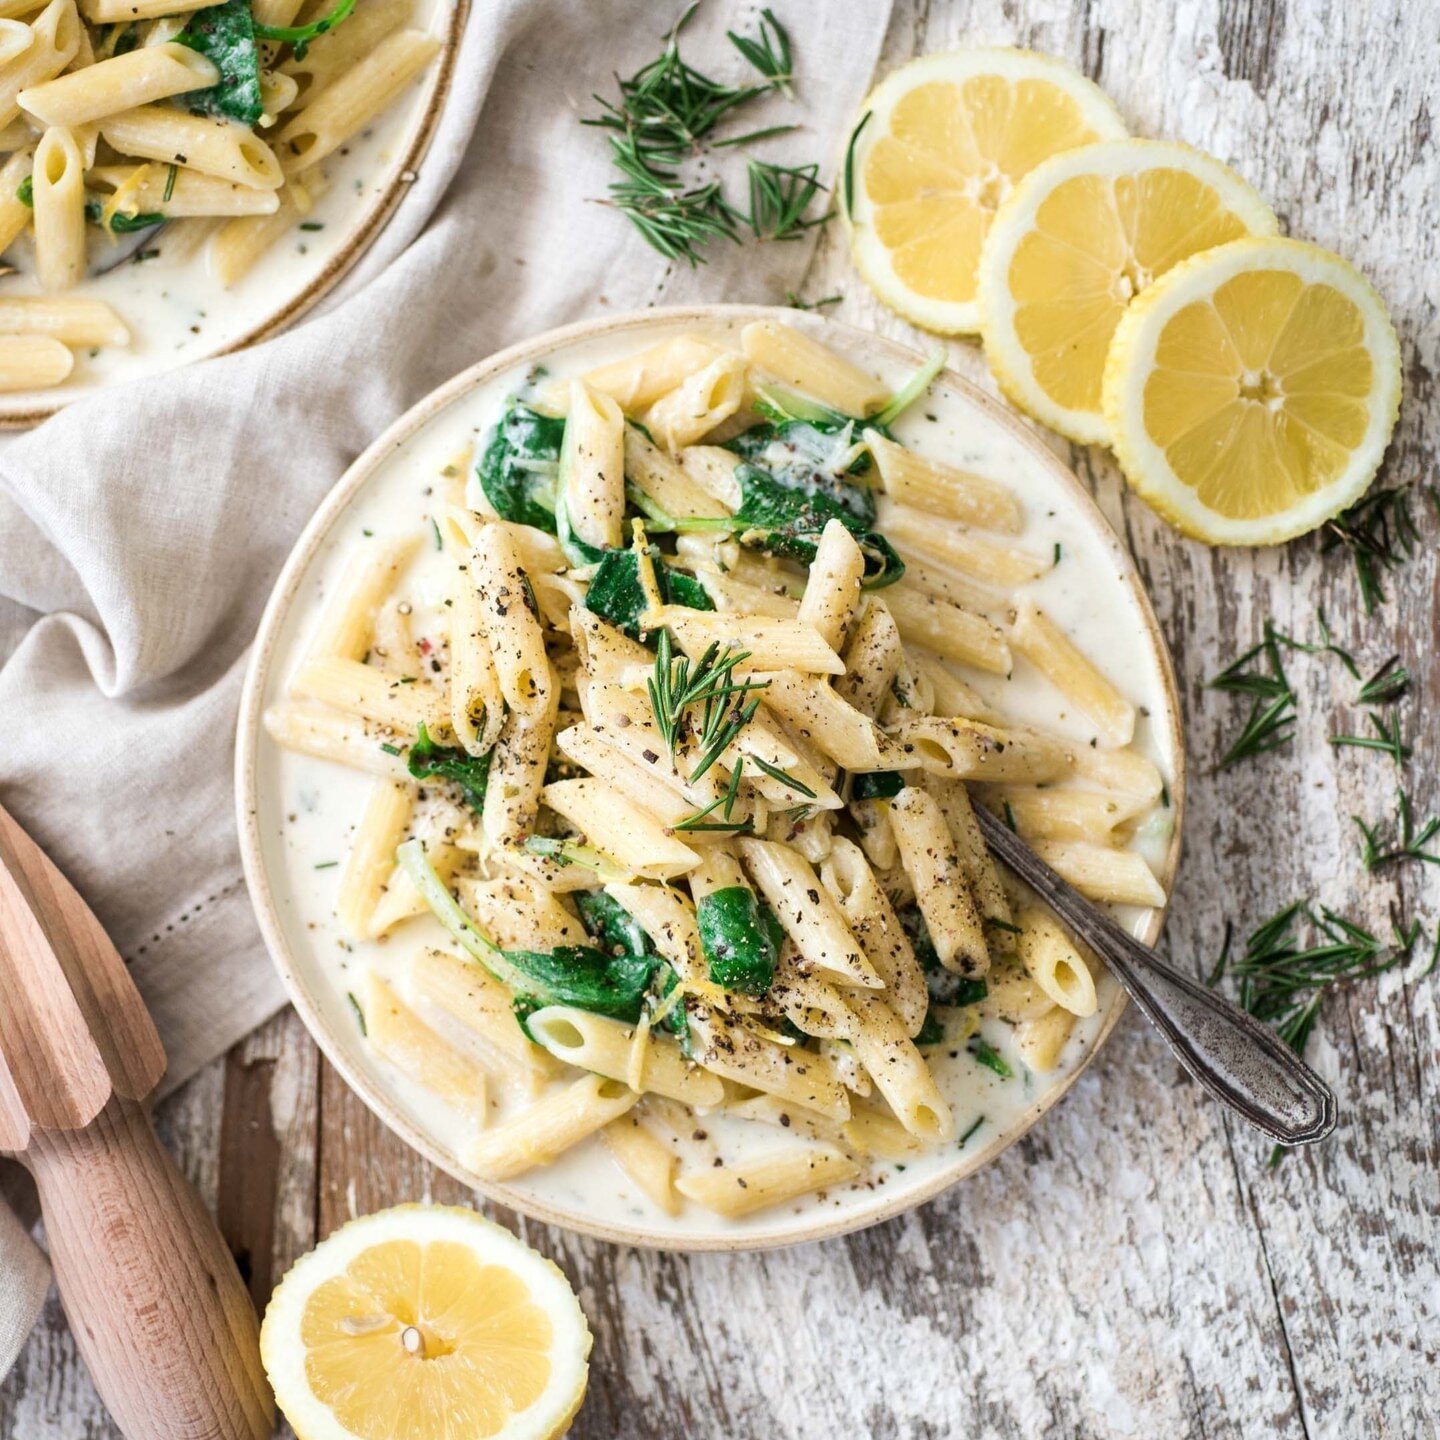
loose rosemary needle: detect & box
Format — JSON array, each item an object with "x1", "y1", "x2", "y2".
[
  {"x1": 1210, "y1": 902, "x2": 1435, "y2": 1165},
  {"x1": 1353, "y1": 788, "x2": 1440, "y2": 870},
  {"x1": 1320, "y1": 479, "x2": 1436, "y2": 614}
]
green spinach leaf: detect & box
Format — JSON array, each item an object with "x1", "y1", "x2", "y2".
[
  {"x1": 583, "y1": 546, "x2": 714, "y2": 641},
  {"x1": 697, "y1": 886, "x2": 779, "y2": 996},
  {"x1": 406, "y1": 721, "x2": 492, "y2": 813},
  {"x1": 476, "y1": 400, "x2": 566, "y2": 532},
  {"x1": 177, "y1": 0, "x2": 263, "y2": 126}
]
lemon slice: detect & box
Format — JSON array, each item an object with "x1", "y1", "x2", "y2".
[
  {"x1": 261, "y1": 1205, "x2": 592, "y2": 1440},
  {"x1": 1103, "y1": 237, "x2": 1402, "y2": 545},
  {"x1": 977, "y1": 139, "x2": 1277, "y2": 442},
  {"x1": 844, "y1": 48, "x2": 1126, "y2": 334}
]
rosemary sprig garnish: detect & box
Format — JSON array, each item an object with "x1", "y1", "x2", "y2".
[
  {"x1": 1320, "y1": 479, "x2": 1434, "y2": 614},
  {"x1": 1210, "y1": 900, "x2": 1431, "y2": 1164},
  {"x1": 750, "y1": 754, "x2": 816, "y2": 797},
  {"x1": 1356, "y1": 655, "x2": 1410, "y2": 706},
  {"x1": 745, "y1": 160, "x2": 831, "y2": 240},
  {"x1": 647, "y1": 632, "x2": 769, "y2": 781},
  {"x1": 1330, "y1": 708, "x2": 1411, "y2": 767},
  {"x1": 785, "y1": 290, "x2": 842, "y2": 311},
  {"x1": 1353, "y1": 788, "x2": 1440, "y2": 870}
]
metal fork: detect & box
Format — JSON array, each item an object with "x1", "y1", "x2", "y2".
[{"x1": 973, "y1": 803, "x2": 1337, "y2": 1146}]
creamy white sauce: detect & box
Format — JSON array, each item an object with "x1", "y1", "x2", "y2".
[
  {"x1": 0, "y1": 0, "x2": 446, "y2": 411},
  {"x1": 250, "y1": 317, "x2": 1179, "y2": 1243}
]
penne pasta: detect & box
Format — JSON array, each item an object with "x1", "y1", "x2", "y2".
[
  {"x1": 1010, "y1": 596, "x2": 1136, "y2": 746},
  {"x1": 19, "y1": 40, "x2": 217, "y2": 125},
  {"x1": 600, "y1": 1113, "x2": 680, "y2": 1215},
  {"x1": 888, "y1": 786, "x2": 988, "y2": 976},
  {"x1": 336, "y1": 779, "x2": 413, "y2": 941},
  {"x1": 0, "y1": 332, "x2": 72, "y2": 389},
  {"x1": 31, "y1": 124, "x2": 85, "y2": 291},
  {"x1": 462, "y1": 1073, "x2": 638, "y2": 1181},
  {"x1": 643, "y1": 353, "x2": 747, "y2": 451},
  {"x1": 0, "y1": 294, "x2": 128, "y2": 344},
  {"x1": 676, "y1": 1145, "x2": 859, "y2": 1217},
  {"x1": 100, "y1": 104, "x2": 283, "y2": 188},
  {"x1": 741, "y1": 320, "x2": 888, "y2": 416},
  {"x1": 273, "y1": 27, "x2": 438, "y2": 171},
  {"x1": 525, "y1": 1006, "x2": 723, "y2": 1107}
]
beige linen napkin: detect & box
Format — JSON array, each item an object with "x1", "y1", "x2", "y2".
[{"x1": 0, "y1": 0, "x2": 890, "y2": 1383}]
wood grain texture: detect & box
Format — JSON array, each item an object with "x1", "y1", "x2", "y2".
[{"x1": 4, "y1": 0, "x2": 1437, "y2": 1435}]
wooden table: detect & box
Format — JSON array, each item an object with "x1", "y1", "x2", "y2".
[{"x1": 5, "y1": 1, "x2": 1436, "y2": 1435}]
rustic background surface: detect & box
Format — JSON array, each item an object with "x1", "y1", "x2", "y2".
[{"x1": 5, "y1": 0, "x2": 1437, "y2": 1435}]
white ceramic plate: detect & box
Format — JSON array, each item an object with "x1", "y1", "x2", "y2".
[
  {"x1": 236, "y1": 306, "x2": 1185, "y2": 1251},
  {"x1": 0, "y1": 0, "x2": 468, "y2": 426}
]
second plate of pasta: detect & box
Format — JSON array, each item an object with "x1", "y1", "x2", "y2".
[
  {"x1": 237, "y1": 306, "x2": 1184, "y2": 1249},
  {"x1": 0, "y1": 0, "x2": 463, "y2": 421}
]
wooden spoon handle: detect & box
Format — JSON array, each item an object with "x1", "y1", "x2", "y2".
[{"x1": 22, "y1": 1094, "x2": 274, "y2": 1440}]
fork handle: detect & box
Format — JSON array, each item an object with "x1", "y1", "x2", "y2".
[{"x1": 974, "y1": 805, "x2": 1337, "y2": 1145}]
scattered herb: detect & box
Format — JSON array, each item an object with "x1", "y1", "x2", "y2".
[
  {"x1": 314, "y1": 860, "x2": 338, "y2": 870},
  {"x1": 968, "y1": 1037, "x2": 1013, "y2": 1080},
  {"x1": 958, "y1": 1115, "x2": 985, "y2": 1147},
  {"x1": 1330, "y1": 709, "x2": 1411, "y2": 767},
  {"x1": 750, "y1": 754, "x2": 815, "y2": 797},
  {"x1": 745, "y1": 160, "x2": 830, "y2": 240},
  {"x1": 347, "y1": 992, "x2": 368, "y2": 1036},
  {"x1": 163, "y1": 164, "x2": 177, "y2": 203},
  {"x1": 583, "y1": 5, "x2": 819, "y2": 264},
  {"x1": 1353, "y1": 788, "x2": 1440, "y2": 869},
  {"x1": 842, "y1": 110, "x2": 871, "y2": 218},
  {"x1": 1356, "y1": 655, "x2": 1410, "y2": 706},
  {"x1": 1210, "y1": 901, "x2": 1431, "y2": 1164},
  {"x1": 647, "y1": 630, "x2": 769, "y2": 778},
  {"x1": 725, "y1": 7, "x2": 793, "y2": 94},
  {"x1": 1320, "y1": 480, "x2": 1430, "y2": 614},
  {"x1": 785, "y1": 290, "x2": 842, "y2": 311},
  {"x1": 15, "y1": 176, "x2": 31, "y2": 206}
]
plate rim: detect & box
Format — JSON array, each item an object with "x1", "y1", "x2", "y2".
[
  {"x1": 0, "y1": 0, "x2": 471, "y2": 429},
  {"x1": 235, "y1": 303, "x2": 1187, "y2": 1252}
]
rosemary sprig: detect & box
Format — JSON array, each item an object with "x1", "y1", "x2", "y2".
[
  {"x1": 583, "y1": 5, "x2": 815, "y2": 264},
  {"x1": 1356, "y1": 655, "x2": 1410, "y2": 706},
  {"x1": 725, "y1": 7, "x2": 793, "y2": 96},
  {"x1": 745, "y1": 160, "x2": 831, "y2": 240},
  {"x1": 750, "y1": 754, "x2": 816, "y2": 797},
  {"x1": 1353, "y1": 788, "x2": 1440, "y2": 869},
  {"x1": 1208, "y1": 617, "x2": 1366, "y2": 768},
  {"x1": 1320, "y1": 480, "x2": 1434, "y2": 614},
  {"x1": 602, "y1": 140, "x2": 741, "y2": 266},
  {"x1": 1209, "y1": 624, "x2": 1298, "y2": 768},
  {"x1": 647, "y1": 632, "x2": 769, "y2": 781},
  {"x1": 1330, "y1": 708, "x2": 1411, "y2": 767},
  {"x1": 1211, "y1": 901, "x2": 1429, "y2": 1164}
]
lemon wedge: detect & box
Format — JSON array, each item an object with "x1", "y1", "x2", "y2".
[
  {"x1": 261, "y1": 1205, "x2": 592, "y2": 1440},
  {"x1": 1102, "y1": 237, "x2": 1402, "y2": 544},
  {"x1": 977, "y1": 139, "x2": 1277, "y2": 442},
  {"x1": 844, "y1": 49, "x2": 1126, "y2": 334}
]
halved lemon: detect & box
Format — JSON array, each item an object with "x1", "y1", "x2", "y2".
[
  {"x1": 1103, "y1": 237, "x2": 1402, "y2": 545},
  {"x1": 977, "y1": 139, "x2": 1277, "y2": 442},
  {"x1": 261, "y1": 1205, "x2": 592, "y2": 1440},
  {"x1": 844, "y1": 49, "x2": 1127, "y2": 334}
]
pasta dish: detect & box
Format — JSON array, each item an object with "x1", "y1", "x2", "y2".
[
  {"x1": 259, "y1": 317, "x2": 1175, "y2": 1226},
  {"x1": 0, "y1": 0, "x2": 440, "y2": 393}
]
